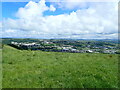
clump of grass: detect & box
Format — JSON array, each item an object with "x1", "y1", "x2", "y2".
[
  {"x1": 8, "y1": 62, "x2": 13, "y2": 64},
  {"x1": 109, "y1": 55, "x2": 112, "y2": 58}
]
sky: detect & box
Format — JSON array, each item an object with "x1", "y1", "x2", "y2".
[{"x1": 1, "y1": 0, "x2": 119, "y2": 39}]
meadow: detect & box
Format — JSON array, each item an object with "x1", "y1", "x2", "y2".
[{"x1": 2, "y1": 45, "x2": 118, "y2": 88}]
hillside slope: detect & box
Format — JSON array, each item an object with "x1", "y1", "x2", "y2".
[{"x1": 2, "y1": 45, "x2": 118, "y2": 88}]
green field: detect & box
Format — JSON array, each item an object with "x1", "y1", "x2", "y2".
[{"x1": 2, "y1": 45, "x2": 118, "y2": 88}]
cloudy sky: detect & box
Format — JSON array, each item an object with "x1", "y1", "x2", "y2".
[{"x1": 1, "y1": 0, "x2": 118, "y2": 39}]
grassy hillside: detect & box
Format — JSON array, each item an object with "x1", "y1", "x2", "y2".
[
  {"x1": 0, "y1": 49, "x2": 2, "y2": 89},
  {"x1": 2, "y1": 45, "x2": 118, "y2": 88}
]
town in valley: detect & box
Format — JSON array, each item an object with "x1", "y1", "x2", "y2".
[{"x1": 1, "y1": 38, "x2": 119, "y2": 54}]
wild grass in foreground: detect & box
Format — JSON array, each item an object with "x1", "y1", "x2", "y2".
[{"x1": 2, "y1": 45, "x2": 118, "y2": 88}]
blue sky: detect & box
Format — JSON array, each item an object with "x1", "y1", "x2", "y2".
[
  {"x1": 2, "y1": 2, "x2": 84, "y2": 19},
  {"x1": 2, "y1": 2, "x2": 27, "y2": 19},
  {"x1": 1, "y1": 0, "x2": 118, "y2": 39}
]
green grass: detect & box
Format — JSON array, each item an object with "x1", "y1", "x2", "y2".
[
  {"x1": 2, "y1": 45, "x2": 118, "y2": 88},
  {"x1": 0, "y1": 49, "x2": 2, "y2": 89}
]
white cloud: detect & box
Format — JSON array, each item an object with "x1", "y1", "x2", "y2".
[
  {"x1": 16, "y1": 0, "x2": 49, "y2": 19},
  {"x1": 59, "y1": 1, "x2": 88, "y2": 10},
  {"x1": 5, "y1": 29, "x2": 16, "y2": 33},
  {"x1": 2, "y1": 0, "x2": 118, "y2": 39},
  {"x1": 49, "y1": 5, "x2": 56, "y2": 12}
]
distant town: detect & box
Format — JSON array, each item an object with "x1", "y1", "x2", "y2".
[{"x1": 1, "y1": 38, "x2": 119, "y2": 54}]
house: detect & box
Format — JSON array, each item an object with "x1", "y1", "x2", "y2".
[
  {"x1": 11, "y1": 42, "x2": 18, "y2": 45},
  {"x1": 103, "y1": 50, "x2": 116, "y2": 54},
  {"x1": 86, "y1": 50, "x2": 93, "y2": 53}
]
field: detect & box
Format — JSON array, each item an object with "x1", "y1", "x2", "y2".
[{"x1": 2, "y1": 45, "x2": 118, "y2": 88}]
